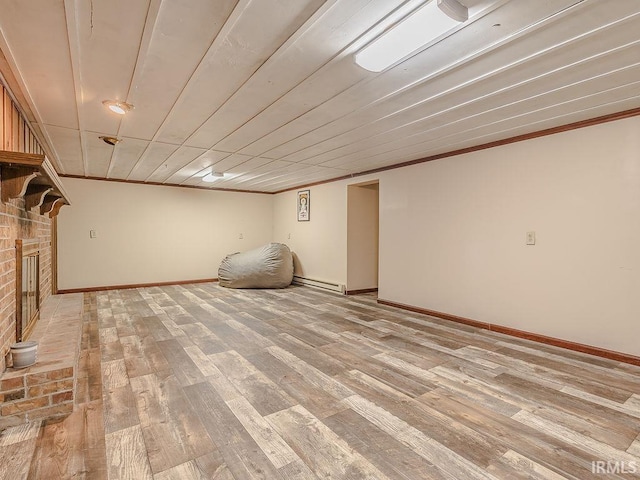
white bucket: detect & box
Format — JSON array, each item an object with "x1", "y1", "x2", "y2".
[{"x1": 10, "y1": 341, "x2": 38, "y2": 368}]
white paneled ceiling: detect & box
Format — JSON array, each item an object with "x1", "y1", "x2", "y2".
[{"x1": 0, "y1": 0, "x2": 638, "y2": 193}]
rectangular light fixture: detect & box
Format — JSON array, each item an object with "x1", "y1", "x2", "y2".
[{"x1": 355, "y1": 0, "x2": 468, "y2": 73}]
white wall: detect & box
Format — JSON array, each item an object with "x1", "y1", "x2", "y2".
[
  {"x1": 58, "y1": 116, "x2": 640, "y2": 356},
  {"x1": 273, "y1": 116, "x2": 640, "y2": 357},
  {"x1": 379, "y1": 117, "x2": 640, "y2": 357},
  {"x1": 57, "y1": 178, "x2": 273, "y2": 290},
  {"x1": 347, "y1": 182, "x2": 379, "y2": 291},
  {"x1": 272, "y1": 182, "x2": 349, "y2": 284}
]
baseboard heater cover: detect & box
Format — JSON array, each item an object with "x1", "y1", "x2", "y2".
[{"x1": 292, "y1": 275, "x2": 345, "y2": 294}]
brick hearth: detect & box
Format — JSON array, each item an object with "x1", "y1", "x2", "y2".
[{"x1": 0, "y1": 294, "x2": 83, "y2": 429}]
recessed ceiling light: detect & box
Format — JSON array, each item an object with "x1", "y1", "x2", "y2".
[
  {"x1": 99, "y1": 136, "x2": 122, "y2": 146},
  {"x1": 102, "y1": 100, "x2": 134, "y2": 115},
  {"x1": 202, "y1": 172, "x2": 225, "y2": 183}
]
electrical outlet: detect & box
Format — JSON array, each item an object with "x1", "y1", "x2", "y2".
[
  {"x1": 526, "y1": 231, "x2": 536, "y2": 245},
  {"x1": 239, "y1": 233, "x2": 243, "y2": 239}
]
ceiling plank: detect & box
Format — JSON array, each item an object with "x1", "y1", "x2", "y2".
[{"x1": 2, "y1": 0, "x2": 640, "y2": 192}]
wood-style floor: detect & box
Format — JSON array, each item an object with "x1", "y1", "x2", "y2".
[{"x1": 1, "y1": 283, "x2": 640, "y2": 479}]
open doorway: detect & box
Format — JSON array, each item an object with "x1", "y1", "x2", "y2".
[{"x1": 346, "y1": 181, "x2": 379, "y2": 295}]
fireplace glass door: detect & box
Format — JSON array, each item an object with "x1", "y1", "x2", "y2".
[{"x1": 16, "y1": 239, "x2": 40, "y2": 342}]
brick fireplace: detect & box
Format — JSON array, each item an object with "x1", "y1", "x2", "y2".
[
  {"x1": 0, "y1": 82, "x2": 72, "y2": 426},
  {"x1": 0, "y1": 200, "x2": 52, "y2": 372},
  {"x1": 1, "y1": 84, "x2": 58, "y2": 372}
]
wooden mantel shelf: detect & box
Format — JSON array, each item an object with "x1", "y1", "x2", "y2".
[{"x1": 0, "y1": 150, "x2": 71, "y2": 216}]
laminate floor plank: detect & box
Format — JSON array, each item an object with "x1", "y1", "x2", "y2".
[
  {"x1": 97, "y1": 309, "x2": 116, "y2": 328},
  {"x1": 125, "y1": 300, "x2": 156, "y2": 318},
  {"x1": 101, "y1": 359, "x2": 129, "y2": 390},
  {"x1": 178, "y1": 321, "x2": 220, "y2": 340},
  {"x1": 264, "y1": 316, "x2": 335, "y2": 348},
  {"x1": 470, "y1": 345, "x2": 638, "y2": 402},
  {"x1": 209, "y1": 350, "x2": 297, "y2": 416},
  {"x1": 183, "y1": 303, "x2": 226, "y2": 324},
  {"x1": 153, "y1": 452, "x2": 233, "y2": 480},
  {"x1": 375, "y1": 334, "x2": 456, "y2": 367},
  {"x1": 272, "y1": 332, "x2": 348, "y2": 377},
  {"x1": 156, "y1": 338, "x2": 205, "y2": 387},
  {"x1": 495, "y1": 339, "x2": 628, "y2": 370},
  {"x1": 323, "y1": 408, "x2": 453, "y2": 480},
  {"x1": 524, "y1": 404, "x2": 638, "y2": 450},
  {"x1": 396, "y1": 318, "x2": 502, "y2": 352},
  {"x1": 625, "y1": 394, "x2": 640, "y2": 411},
  {"x1": 27, "y1": 402, "x2": 107, "y2": 479},
  {"x1": 184, "y1": 381, "x2": 282, "y2": 479},
  {"x1": 120, "y1": 335, "x2": 154, "y2": 379},
  {"x1": 130, "y1": 371, "x2": 215, "y2": 473},
  {"x1": 218, "y1": 443, "x2": 283, "y2": 480},
  {"x1": 560, "y1": 385, "x2": 640, "y2": 420},
  {"x1": 225, "y1": 396, "x2": 302, "y2": 469},
  {"x1": 185, "y1": 330, "x2": 230, "y2": 355},
  {"x1": 102, "y1": 383, "x2": 140, "y2": 435},
  {"x1": 266, "y1": 404, "x2": 390, "y2": 480},
  {"x1": 159, "y1": 315, "x2": 189, "y2": 337},
  {"x1": 266, "y1": 345, "x2": 354, "y2": 400},
  {"x1": 183, "y1": 381, "x2": 245, "y2": 446},
  {"x1": 142, "y1": 315, "x2": 175, "y2": 342},
  {"x1": 341, "y1": 394, "x2": 502, "y2": 480},
  {"x1": 372, "y1": 352, "x2": 441, "y2": 389},
  {"x1": 628, "y1": 435, "x2": 640, "y2": 457},
  {"x1": 512, "y1": 410, "x2": 640, "y2": 467},
  {"x1": 114, "y1": 313, "x2": 137, "y2": 338},
  {"x1": 245, "y1": 350, "x2": 349, "y2": 419},
  {"x1": 495, "y1": 373, "x2": 640, "y2": 431},
  {"x1": 100, "y1": 339, "x2": 125, "y2": 363},
  {"x1": 0, "y1": 421, "x2": 41, "y2": 479},
  {"x1": 79, "y1": 401, "x2": 108, "y2": 478},
  {"x1": 485, "y1": 449, "x2": 571, "y2": 480},
  {"x1": 226, "y1": 318, "x2": 275, "y2": 350},
  {"x1": 87, "y1": 347, "x2": 104, "y2": 403},
  {"x1": 337, "y1": 369, "x2": 510, "y2": 470},
  {"x1": 320, "y1": 342, "x2": 435, "y2": 398},
  {"x1": 105, "y1": 424, "x2": 152, "y2": 480},
  {"x1": 205, "y1": 321, "x2": 268, "y2": 356},
  {"x1": 416, "y1": 389, "x2": 623, "y2": 480},
  {"x1": 10, "y1": 284, "x2": 640, "y2": 479}
]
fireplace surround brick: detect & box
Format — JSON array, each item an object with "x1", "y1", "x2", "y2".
[
  {"x1": 0, "y1": 198, "x2": 51, "y2": 373},
  {"x1": 0, "y1": 294, "x2": 82, "y2": 428}
]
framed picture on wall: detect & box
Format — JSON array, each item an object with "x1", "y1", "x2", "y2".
[{"x1": 297, "y1": 190, "x2": 310, "y2": 221}]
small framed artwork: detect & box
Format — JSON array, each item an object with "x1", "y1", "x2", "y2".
[{"x1": 297, "y1": 190, "x2": 310, "y2": 221}]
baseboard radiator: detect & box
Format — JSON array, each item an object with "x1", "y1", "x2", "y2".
[{"x1": 292, "y1": 276, "x2": 345, "y2": 294}]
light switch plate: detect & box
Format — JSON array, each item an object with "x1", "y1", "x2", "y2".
[
  {"x1": 526, "y1": 231, "x2": 535, "y2": 245},
  {"x1": 90, "y1": 230, "x2": 97, "y2": 239}
]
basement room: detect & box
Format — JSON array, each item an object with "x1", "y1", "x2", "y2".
[{"x1": 0, "y1": 0, "x2": 639, "y2": 478}]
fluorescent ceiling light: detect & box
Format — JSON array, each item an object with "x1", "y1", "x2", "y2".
[
  {"x1": 355, "y1": 0, "x2": 468, "y2": 72},
  {"x1": 202, "y1": 172, "x2": 225, "y2": 183},
  {"x1": 102, "y1": 100, "x2": 134, "y2": 115}
]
